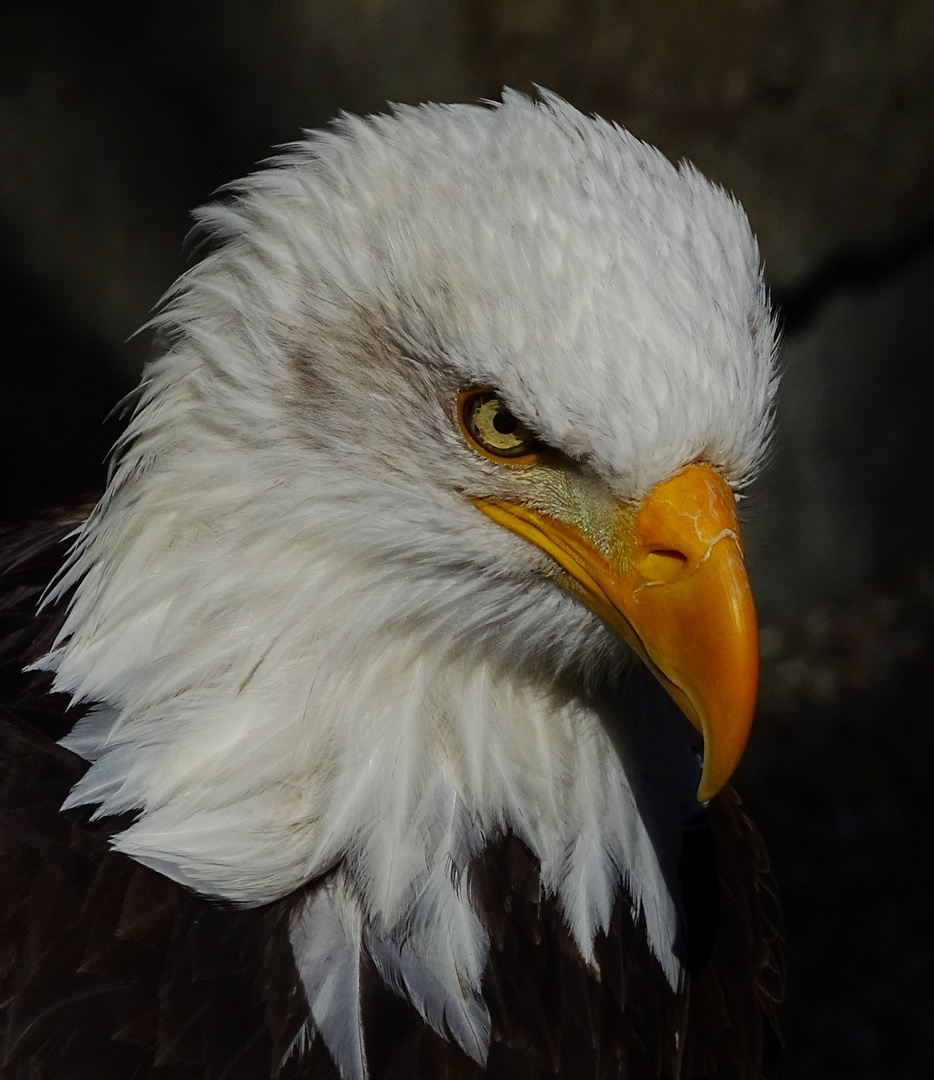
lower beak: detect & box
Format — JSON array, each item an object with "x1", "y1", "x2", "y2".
[{"x1": 474, "y1": 464, "x2": 758, "y2": 802}]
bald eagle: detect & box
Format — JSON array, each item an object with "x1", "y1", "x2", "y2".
[{"x1": 0, "y1": 91, "x2": 782, "y2": 1079}]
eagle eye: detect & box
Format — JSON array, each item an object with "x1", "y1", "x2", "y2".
[{"x1": 458, "y1": 390, "x2": 540, "y2": 462}]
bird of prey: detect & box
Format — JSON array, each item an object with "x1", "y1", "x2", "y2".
[{"x1": 0, "y1": 91, "x2": 782, "y2": 1079}]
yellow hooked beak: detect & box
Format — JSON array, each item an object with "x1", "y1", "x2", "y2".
[{"x1": 474, "y1": 464, "x2": 758, "y2": 802}]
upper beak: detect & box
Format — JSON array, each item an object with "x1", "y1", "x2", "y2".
[{"x1": 473, "y1": 463, "x2": 758, "y2": 802}]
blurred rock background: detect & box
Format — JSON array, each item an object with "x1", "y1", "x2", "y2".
[{"x1": 1, "y1": 1, "x2": 932, "y2": 1076}]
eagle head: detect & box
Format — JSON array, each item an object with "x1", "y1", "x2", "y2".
[{"x1": 39, "y1": 90, "x2": 777, "y2": 1073}]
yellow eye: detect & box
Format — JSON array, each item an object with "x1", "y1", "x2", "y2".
[{"x1": 458, "y1": 389, "x2": 541, "y2": 463}]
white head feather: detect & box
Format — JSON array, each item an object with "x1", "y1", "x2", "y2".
[{"x1": 38, "y1": 90, "x2": 776, "y2": 1071}]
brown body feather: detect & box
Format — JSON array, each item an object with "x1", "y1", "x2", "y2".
[{"x1": 0, "y1": 510, "x2": 782, "y2": 1080}]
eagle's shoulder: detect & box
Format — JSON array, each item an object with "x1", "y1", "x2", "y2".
[
  {"x1": 0, "y1": 507, "x2": 310, "y2": 1080},
  {"x1": 468, "y1": 809, "x2": 782, "y2": 1080}
]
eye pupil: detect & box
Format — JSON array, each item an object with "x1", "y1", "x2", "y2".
[
  {"x1": 458, "y1": 389, "x2": 540, "y2": 461},
  {"x1": 492, "y1": 409, "x2": 518, "y2": 435}
]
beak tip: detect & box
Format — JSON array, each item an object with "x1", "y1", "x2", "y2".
[
  {"x1": 694, "y1": 704, "x2": 754, "y2": 803},
  {"x1": 695, "y1": 774, "x2": 722, "y2": 804}
]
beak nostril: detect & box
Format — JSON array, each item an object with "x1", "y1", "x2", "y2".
[
  {"x1": 641, "y1": 548, "x2": 690, "y2": 582},
  {"x1": 650, "y1": 549, "x2": 688, "y2": 564}
]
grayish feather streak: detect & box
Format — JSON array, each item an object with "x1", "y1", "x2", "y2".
[{"x1": 290, "y1": 874, "x2": 369, "y2": 1080}]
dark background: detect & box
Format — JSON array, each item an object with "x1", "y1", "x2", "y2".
[{"x1": 2, "y1": 2, "x2": 933, "y2": 1076}]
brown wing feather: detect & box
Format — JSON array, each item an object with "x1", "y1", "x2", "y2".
[
  {"x1": 468, "y1": 812, "x2": 782, "y2": 1080},
  {"x1": 0, "y1": 509, "x2": 782, "y2": 1079},
  {"x1": 677, "y1": 788, "x2": 784, "y2": 1079}
]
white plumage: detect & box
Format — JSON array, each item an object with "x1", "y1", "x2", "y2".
[{"x1": 34, "y1": 90, "x2": 777, "y2": 1076}]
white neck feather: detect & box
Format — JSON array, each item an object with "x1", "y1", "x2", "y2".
[{"x1": 39, "y1": 417, "x2": 682, "y2": 1066}]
